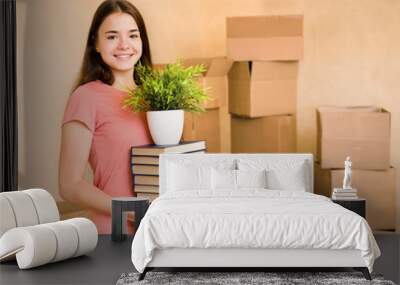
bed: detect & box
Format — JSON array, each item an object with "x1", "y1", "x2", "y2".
[{"x1": 131, "y1": 153, "x2": 380, "y2": 280}]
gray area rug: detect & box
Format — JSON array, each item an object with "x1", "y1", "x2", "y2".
[{"x1": 116, "y1": 271, "x2": 396, "y2": 285}]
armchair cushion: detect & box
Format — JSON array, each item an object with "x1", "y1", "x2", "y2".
[
  {"x1": 0, "y1": 189, "x2": 97, "y2": 269},
  {"x1": 0, "y1": 218, "x2": 97, "y2": 269},
  {"x1": 0, "y1": 189, "x2": 59, "y2": 237}
]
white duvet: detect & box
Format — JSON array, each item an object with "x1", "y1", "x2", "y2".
[{"x1": 131, "y1": 190, "x2": 380, "y2": 273}]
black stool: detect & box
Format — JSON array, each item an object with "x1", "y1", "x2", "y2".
[{"x1": 111, "y1": 197, "x2": 149, "y2": 242}]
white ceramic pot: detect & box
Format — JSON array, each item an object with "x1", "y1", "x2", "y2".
[{"x1": 146, "y1": 110, "x2": 184, "y2": 145}]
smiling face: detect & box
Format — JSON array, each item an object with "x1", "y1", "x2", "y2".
[{"x1": 96, "y1": 12, "x2": 142, "y2": 79}]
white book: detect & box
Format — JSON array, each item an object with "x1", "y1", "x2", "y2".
[
  {"x1": 332, "y1": 194, "x2": 359, "y2": 200},
  {"x1": 333, "y1": 197, "x2": 359, "y2": 200},
  {"x1": 332, "y1": 192, "x2": 358, "y2": 197},
  {"x1": 333, "y1": 188, "x2": 358, "y2": 193}
]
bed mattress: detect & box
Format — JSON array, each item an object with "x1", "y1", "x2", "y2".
[{"x1": 131, "y1": 190, "x2": 380, "y2": 273}]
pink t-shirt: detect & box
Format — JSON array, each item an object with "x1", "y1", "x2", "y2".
[{"x1": 62, "y1": 80, "x2": 152, "y2": 233}]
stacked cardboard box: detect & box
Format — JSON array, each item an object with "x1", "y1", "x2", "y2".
[
  {"x1": 226, "y1": 15, "x2": 303, "y2": 152},
  {"x1": 231, "y1": 115, "x2": 296, "y2": 153},
  {"x1": 131, "y1": 141, "x2": 206, "y2": 201},
  {"x1": 226, "y1": 15, "x2": 303, "y2": 61},
  {"x1": 182, "y1": 57, "x2": 232, "y2": 152},
  {"x1": 184, "y1": 109, "x2": 221, "y2": 153},
  {"x1": 314, "y1": 106, "x2": 396, "y2": 230},
  {"x1": 228, "y1": 61, "x2": 298, "y2": 117}
]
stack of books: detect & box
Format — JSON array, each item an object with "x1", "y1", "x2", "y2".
[
  {"x1": 131, "y1": 141, "x2": 206, "y2": 201},
  {"x1": 332, "y1": 188, "x2": 359, "y2": 200}
]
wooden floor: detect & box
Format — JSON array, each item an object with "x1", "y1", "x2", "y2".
[{"x1": 0, "y1": 233, "x2": 398, "y2": 285}]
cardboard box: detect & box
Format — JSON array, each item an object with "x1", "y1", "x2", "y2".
[
  {"x1": 231, "y1": 114, "x2": 296, "y2": 153},
  {"x1": 181, "y1": 58, "x2": 232, "y2": 151},
  {"x1": 314, "y1": 163, "x2": 396, "y2": 230},
  {"x1": 219, "y1": 105, "x2": 231, "y2": 153},
  {"x1": 182, "y1": 57, "x2": 232, "y2": 109},
  {"x1": 226, "y1": 15, "x2": 303, "y2": 61},
  {"x1": 228, "y1": 61, "x2": 298, "y2": 118},
  {"x1": 183, "y1": 109, "x2": 221, "y2": 152},
  {"x1": 317, "y1": 106, "x2": 391, "y2": 169}
]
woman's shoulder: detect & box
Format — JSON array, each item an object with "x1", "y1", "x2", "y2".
[{"x1": 71, "y1": 80, "x2": 107, "y2": 98}]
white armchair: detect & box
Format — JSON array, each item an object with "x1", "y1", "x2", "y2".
[{"x1": 0, "y1": 189, "x2": 97, "y2": 269}]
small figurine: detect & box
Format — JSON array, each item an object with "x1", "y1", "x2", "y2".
[{"x1": 342, "y1": 156, "x2": 352, "y2": 189}]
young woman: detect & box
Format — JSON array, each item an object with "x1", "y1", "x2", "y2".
[{"x1": 59, "y1": 0, "x2": 152, "y2": 234}]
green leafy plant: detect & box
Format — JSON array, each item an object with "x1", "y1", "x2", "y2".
[{"x1": 123, "y1": 61, "x2": 209, "y2": 112}]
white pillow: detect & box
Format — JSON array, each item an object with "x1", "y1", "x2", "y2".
[
  {"x1": 237, "y1": 169, "x2": 267, "y2": 188},
  {"x1": 238, "y1": 159, "x2": 308, "y2": 191},
  {"x1": 211, "y1": 168, "x2": 237, "y2": 190},
  {"x1": 266, "y1": 162, "x2": 307, "y2": 191},
  {"x1": 167, "y1": 162, "x2": 212, "y2": 191}
]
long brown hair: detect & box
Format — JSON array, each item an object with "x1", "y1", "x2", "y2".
[{"x1": 73, "y1": 0, "x2": 152, "y2": 90}]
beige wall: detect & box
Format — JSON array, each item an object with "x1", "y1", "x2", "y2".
[{"x1": 17, "y1": 0, "x2": 400, "y2": 229}]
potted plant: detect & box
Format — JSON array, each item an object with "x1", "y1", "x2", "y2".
[{"x1": 123, "y1": 61, "x2": 209, "y2": 145}]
